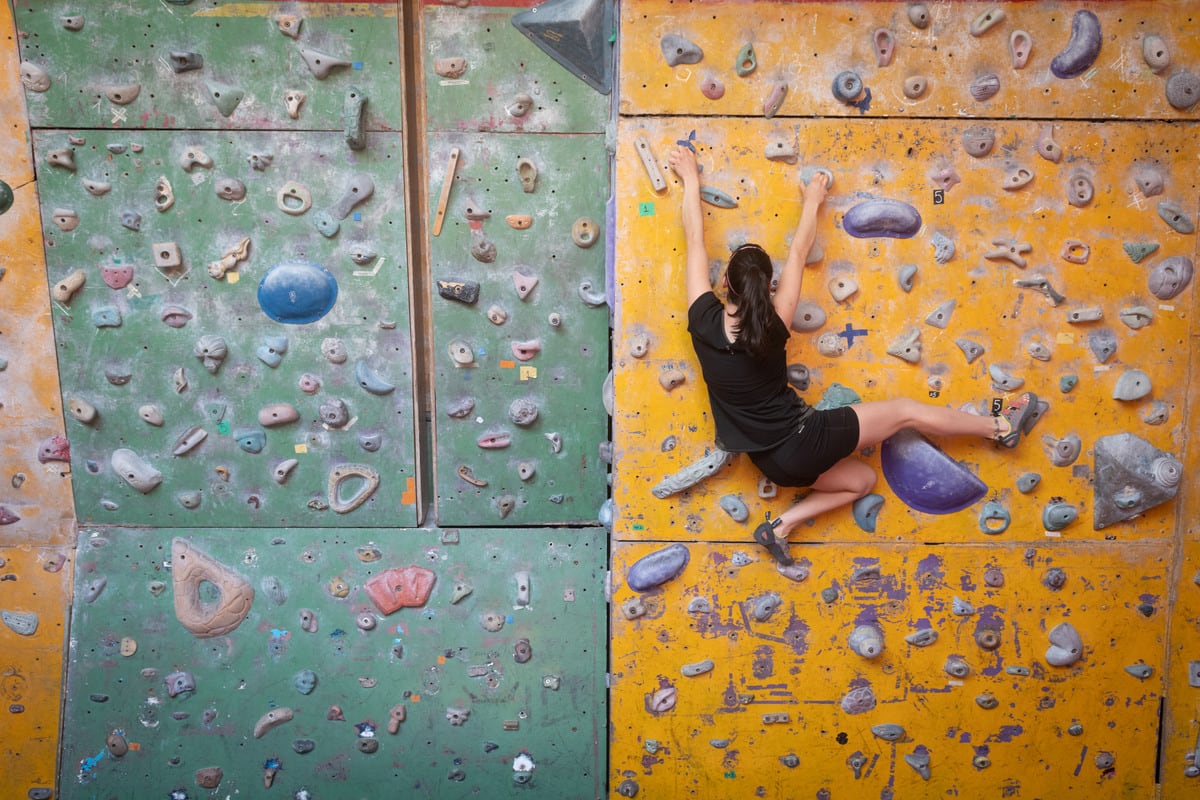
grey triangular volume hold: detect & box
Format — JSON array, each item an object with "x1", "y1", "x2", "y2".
[{"x1": 512, "y1": 0, "x2": 613, "y2": 94}]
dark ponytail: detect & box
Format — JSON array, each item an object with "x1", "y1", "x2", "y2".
[{"x1": 726, "y1": 244, "x2": 776, "y2": 360}]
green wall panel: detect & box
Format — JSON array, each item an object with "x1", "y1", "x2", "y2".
[
  {"x1": 60, "y1": 526, "x2": 607, "y2": 798},
  {"x1": 14, "y1": 0, "x2": 402, "y2": 132},
  {"x1": 34, "y1": 129, "x2": 419, "y2": 527},
  {"x1": 422, "y1": 3, "x2": 609, "y2": 134},
  {"x1": 428, "y1": 132, "x2": 610, "y2": 526}
]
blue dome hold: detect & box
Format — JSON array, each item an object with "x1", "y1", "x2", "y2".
[{"x1": 258, "y1": 260, "x2": 338, "y2": 324}]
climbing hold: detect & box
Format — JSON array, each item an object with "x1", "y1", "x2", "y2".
[
  {"x1": 572, "y1": 217, "x2": 600, "y2": 247},
  {"x1": 1045, "y1": 621, "x2": 1083, "y2": 666},
  {"x1": 1010, "y1": 30, "x2": 1033, "y2": 69},
  {"x1": 903, "y1": 76, "x2": 928, "y2": 99},
  {"x1": 1043, "y1": 567, "x2": 1067, "y2": 590},
  {"x1": 215, "y1": 178, "x2": 246, "y2": 202},
  {"x1": 344, "y1": 88, "x2": 368, "y2": 151},
  {"x1": 962, "y1": 127, "x2": 995, "y2": 158},
  {"x1": 1142, "y1": 34, "x2": 1171, "y2": 73},
  {"x1": 1002, "y1": 165, "x2": 1034, "y2": 191},
  {"x1": 969, "y1": 5, "x2": 1005, "y2": 35},
  {"x1": 952, "y1": 597, "x2": 975, "y2": 616},
  {"x1": 180, "y1": 147, "x2": 213, "y2": 173},
  {"x1": 276, "y1": 13, "x2": 302, "y2": 38},
  {"x1": 1047, "y1": 434, "x2": 1082, "y2": 466},
  {"x1": 276, "y1": 181, "x2": 312, "y2": 215},
  {"x1": 171, "y1": 538, "x2": 254, "y2": 638},
  {"x1": 827, "y1": 274, "x2": 857, "y2": 302},
  {"x1": 1060, "y1": 239, "x2": 1090, "y2": 264},
  {"x1": 258, "y1": 261, "x2": 338, "y2": 324},
  {"x1": 791, "y1": 301, "x2": 827, "y2": 332},
  {"x1": 205, "y1": 81, "x2": 244, "y2": 117},
  {"x1": 51, "y1": 269, "x2": 87, "y2": 305},
  {"x1": 831, "y1": 71, "x2": 863, "y2": 104},
  {"x1": 852, "y1": 493, "x2": 884, "y2": 532},
  {"x1": 1113, "y1": 369, "x2": 1152, "y2": 401},
  {"x1": 700, "y1": 74, "x2": 724, "y2": 100},
  {"x1": 652, "y1": 446, "x2": 732, "y2": 498},
  {"x1": 1017, "y1": 473, "x2": 1041, "y2": 493},
  {"x1": 253, "y1": 707, "x2": 295, "y2": 739},
  {"x1": 434, "y1": 57, "x2": 467, "y2": 78},
  {"x1": 208, "y1": 237, "x2": 251, "y2": 280},
  {"x1": 762, "y1": 81, "x2": 788, "y2": 118},
  {"x1": 505, "y1": 92, "x2": 534, "y2": 118},
  {"x1": 848, "y1": 625, "x2": 884, "y2": 659},
  {"x1": 1165, "y1": 70, "x2": 1200, "y2": 110},
  {"x1": 660, "y1": 34, "x2": 702, "y2": 66},
  {"x1": 299, "y1": 46, "x2": 351, "y2": 79},
  {"x1": 258, "y1": 404, "x2": 299, "y2": 428},
  {"x1": 111, "y1": 449, "x2": 162, "y2": 494},
  {"x1": 1148, "y1": 255, "x2": 1193, "y2": 300},
  {"x1": 82, "y1": 178, "x2": 111, "y2": 196},
  {"x1": 1043, "y1": 500, "x2": 1079, "y2": 531},
  {"x1": 1067, "y1": 172, "x2": 1094, "y2": 207},
  {"x1": 172, "y1": 425, "x2": 208, "y2": 456},
  {"x1": 355, "y1": 361, "x2": 395, "y2": 395},
  {"x1": 700, "y1": 186, "x2": 737, "y2": 208},
  {"x1": 978, "y1": 501, "x2": 1010, "y2": 534},
  {"x1": 970, "y1": 73, "x2": 1001, "y2": 102},
  {"x1": 19, "y1": 61, "x2": 51, "y2": 92},
  {"x1": 193, "y1": 335, "x2": 227, "y2": 374},
  {"x1": 1035, "y1": 125, "x2": 1062, "y2": 163},
  {"x1": 924, "y1": 299, "x2": 956, "y2": 329},
  {"x1": 945, "y1": 656, "x2": 971, "y2": 678},
  {"x1": 750, "y1": 591, "x2": 781, "y2": 622},
  {"x1": 930, "y1": 166, "x2": 959, "y2": 192},
  {"x1": 627, "y1": 543, "x2": 690, "y2": 591},
  {"x1": 842, "y1": 199, "x2": 921, "y2": 239},
  {"x1": 104, "y1": 83, "x2": 141, "y2": 105},
  {"x1": 284, "y1": 89, "x2": 306, "y2": 119},
  {"x1": 896, "y1": 263, "x2": 918, "y2": 293},
  {"x1": 906, "y1": 628, "x2": 938, "y2": 647},
  {"x1": 1087, "y1": 329, "x2": 1117, "y2": 363},
  {"x1": 327, "y1": 464, "x2": 380, "y2": 513},
  {"x1": 873, "y1": 28, "x2": 896, "y2": 66},
  {"x1": 881, "y1": 429, "x2": 987, "y2": 514},
  {"x1": 154, "y1": 176, "x2": 175, "y2": 212},
  {"x1": 886, "y1": 328, "x2": 921, "y2": 363},
  {"x1": 164, "y1": 670, "x2": 196, "y2": 698},
  {"x1": 871, "y1": 724, "x2": 906, "y2": 742},
  {"x1": 364, "y1": 565, "x2": 436, "y2": 614},
  {"x1": 1050, "y1": 10, "x2": 1102, "y2": 79},
  {"x1": 1093, "y1": 433, "x2": 1182, "y2": 528},
  {"x1": 578, "y1": 278, "x2": 606, "y2": 307},
  {"x1": 905, "y1": 749, "x2": 932, "y2": 781}
]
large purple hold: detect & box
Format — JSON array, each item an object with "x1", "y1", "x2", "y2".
[
  {"x1": 842, "y1": 199, "x2": 922, "y2": 239},
  {"x1": 1050, "y1": 10, "x2": 1101, "y2": 79},
  {"x1": 627, "y1": 543, "x2": 690, "y2": 592},
  {"x1": 881, "y1": 428, "x2": 987, "y2": 514}
]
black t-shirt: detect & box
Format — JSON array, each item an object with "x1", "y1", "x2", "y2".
[{"x1": 687, "y1": 291, "x2": 811, "y2": 452}]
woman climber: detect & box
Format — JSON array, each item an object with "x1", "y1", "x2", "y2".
[{"x1": 668, "y1": 144, "x2": 1036, "y2": 565}]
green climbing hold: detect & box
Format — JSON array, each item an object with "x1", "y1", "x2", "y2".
[
  {"x1": 0, "y1": 179, "x2": 13, "y2": 214},
  {"x1": 1123, "y1": 241, "x2": 1159, "y2": 264}
]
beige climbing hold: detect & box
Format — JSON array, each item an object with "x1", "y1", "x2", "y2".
[
  {"x1": 284, "y1": 89, "x2": 306, "y2": 119},
  {"x1": 104, "y1": 83, "x2": 141, "y2": 105},
  {"x1": 387, "y1": 704, "x2": 407, "y2": 734},
  {"x1": 328, "y1": 464, "x2": 381, "y2": 514},
  {"x1": 179, "y1": 147, "x2": 214, "y2": 172},
  {"x1": 171, "y1": 537, "x2": 255, "y2": 638},
  {"x1": 154, "y1": 176, "x2": 175, "y2": 212},
  {"x1": 111, "y1": 449, "x2": 163, "y2": 494},
  {"x1": 120, "y1": 637, "x2": 137, "y2": 657},
  {"x1": 276, "y1": 13, "x2": 302, "y2": 38},
  {"x1": 106, "y1": 731, "x2": 128, "y2": 757},
  {"x1": 138, "y1": 404, "x2": 164, "y2": 426},
  {"x1": 47, "y1": 148, "x2": 76, "y2": 170},
  {"x1": 572, "y1": 217, "x2": 599, "y2": 248},
  {"x1": 277, "y1": 181, "x2": 312, "y2": 215},
  {"x1": 51, "y1": 208, "x2": 79, "y2": 231},
  {"x1": 19, "y1": 61, "x2": 51, "y2": 92},
  {"x1": 208, "y1": 237, "x2": 251, "y2": 279},
  {"x1": 517, "y1": 158, "x2": 538, "y2": 193},
  {"x1": 82, "y1": 178, "x2": 111, "y2": 196},
  {"x1": 434, "y1": 57, "x2": 468, "y2": 79},
  {"x1": 298, "y1": 46, "x2": 352, "y2": 79},
  {"x1": 67, "y1": 397, "x2": 98, "y2": 424},
  {"x1": 258, "y1": 403, "x2": 299, "y2": 427},
  {"x1": 51, "y1": 269, "x2": 87, "y2": 304},
  {"x1": 252, "y1": 706, "x2": 294, "y2": 738}
]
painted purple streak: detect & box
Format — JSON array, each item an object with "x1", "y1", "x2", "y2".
[
  {"x1": 959, "y1": 572, "x2": 978, "y2": 591},
  {"x1": 781, "y1": 616, "x2": 809, "y2": 655},
  {"x1": 842, "y1": 198, "x2": 922, "y2": 239},
  {"x1": 987, "y1": 725, "x2": 1025, "y2": 744},
  {"x1": 915, "y1": 553, "x2": 945, "y2": 586},
  {"x1": 853, "y1": 607, "x2": 880, "y2": 627}
]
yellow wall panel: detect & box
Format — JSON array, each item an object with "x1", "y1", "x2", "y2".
[
  {"x1": 619, "y1": 0, "x2": 1200, "y2": 121},
  {"x1": 0, "y1": 0, "x2": 74, "y2": 544},
  {"x1": 611, "y1": 541, "x2": 1168, "y2": 797},
  {"x1": 613, "y1": 116, "x2": 1195, "y2": 545},
  {"x1": 0, "y1": 542, "x2": 74, "y2": 799}
]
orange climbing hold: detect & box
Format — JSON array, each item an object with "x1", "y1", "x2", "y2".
[{"x1": 365, "y1": 566, "x2": 437, "y2": 615}]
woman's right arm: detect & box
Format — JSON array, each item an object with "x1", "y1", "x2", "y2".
[{"x1": 668, "y1": 145, "x2": 711, "y2": 306}]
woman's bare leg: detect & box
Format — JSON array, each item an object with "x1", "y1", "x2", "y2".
[
  {"x1": 851, "y1": 397, "x2": 995, "y2": 448},
  {"x1": 772, "y1": 457, "x2": 877, "y2": 539}
]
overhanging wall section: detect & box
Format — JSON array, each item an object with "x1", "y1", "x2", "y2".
[{"x1": 422, "y1": 0, "x2": 613, "y2": 527}]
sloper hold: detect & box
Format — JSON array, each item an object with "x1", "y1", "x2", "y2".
[
  {"x1": 1045, "y1": 621, "x2": 1083, "y2": 666},
  {"x1": 881, "y1": 428, "x2": 987, "y2": 514},
  {"x1": 299, "y1": 46, "x2": 352, "y2": 79},
  {"x1": 842, "y1": 199, "x2": 922, "y2": 238},
  {"x1": 205, "y1": 81, "x2": 244, "y2": 117},
  {"x1": 365, "y1": 566, "x2": 437, "y2": 614},
  {"x1": 627, "y1": 543, "x2": 690, "y2": 592},
  {"x1": 660, "y1": 34, "x2": 703, "y2": 67},
  {"x1": 1148, "y1": 255, "x2": 1193, "y2": 300},
  {"x1": 171, "y1": 538, "x2": 254, "y2": 638},
  {"x1": 1050, "y1": 10, "x2": 1102, "y2": 79},
  {"x1": 1093, "y1": 433, "x2": 1182, "y2": 529},
  {"x1": 512, "y1": 0, "x2": 613, "y2": 94}
]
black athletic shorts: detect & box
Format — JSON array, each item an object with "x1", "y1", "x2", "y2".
[{"x1": 748, "y1": 405, "x2": 861, "y2": 488}]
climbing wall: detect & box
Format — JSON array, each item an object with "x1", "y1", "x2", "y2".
[
  {"x1": 0, "y1": 2, "x2": 75, "y2": 797},
  {"x1": 59, "y1": 526, "x2": 607, "y2": 798},
  {"x1": 422, "y1": 0, "x2": 613, "y2": 526},
  {"x1": 612, "y1": 2, "x2": 1196, "y2": 797},
  {"x1": 18, "y1": 1, "x2": 419, "y2": 527}
]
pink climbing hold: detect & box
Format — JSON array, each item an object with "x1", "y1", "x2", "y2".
[
  {"x1": 365, "y1": 566, "x2": 437, "y2": 615},
  {"x1": 38, "y1": 434, "x2": 70, "y2": 463}
]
